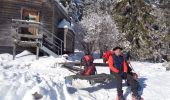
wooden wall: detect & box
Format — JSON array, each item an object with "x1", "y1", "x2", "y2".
[
  {"x1": 57, "y1": 28, "x2": 75, "y2": 53},
  {"x1": 0, "y1": 0, "x2": 74, "y2": 54},
  {"x1": 66, "y1": 30, "x2": 75, "y2": 53},
  {"x1": 0, "y1": 0, "x2": 53, "y2": 47},
  {"x1": 0, "y1": 0, "x2": 57, "y2": 47}
]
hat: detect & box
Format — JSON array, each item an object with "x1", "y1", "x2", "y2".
[
  {"x1": 113, "y1": 46, "x2": 123, "y2": 51},
  {"x1": 84, "y1": 50, "x2": 90, "y2": 55}
]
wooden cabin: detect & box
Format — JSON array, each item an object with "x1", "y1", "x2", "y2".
[{"x1": 0, "y1": 0, "x2": 75, "y2": 55}]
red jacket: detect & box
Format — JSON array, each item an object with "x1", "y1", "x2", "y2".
[
  {"x1": 108, "y1": 55, "x2": 128, "y2": 73},
  {"x1": 102, "y1": 51, "x2": 113, "y2": 61}
]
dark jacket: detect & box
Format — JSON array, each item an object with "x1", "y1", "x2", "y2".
[{"x1": 108, "y1": 54, "x2": 128, "y2": 74}]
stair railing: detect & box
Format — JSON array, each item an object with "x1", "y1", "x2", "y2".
[{"x1": 12, "y1": 19, "x2": 64, "y2": 60}]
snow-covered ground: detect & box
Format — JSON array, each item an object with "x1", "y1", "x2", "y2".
[{"x1": 0, "y1": 51, "x2": 170, "y2": 100}]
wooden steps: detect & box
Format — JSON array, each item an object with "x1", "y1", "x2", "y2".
[{"x1": 12, "y1": 19, "x2": 63, "y2": 59}]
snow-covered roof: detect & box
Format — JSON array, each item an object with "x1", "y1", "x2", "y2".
[
  {"x1": 58, "y1": 19, "x2": 74, "y2": 31},
  {"x1": 55, "y1": 0, "x2": 68, "y2": 14}
]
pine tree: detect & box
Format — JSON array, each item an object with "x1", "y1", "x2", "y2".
[{"x1": 112, "y1": 0, "x2": 165, "y2": 61}]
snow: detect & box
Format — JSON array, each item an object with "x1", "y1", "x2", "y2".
[
  {"x1": 58, "y1": 19, "x2": 74, "y2": 31},
  {"x1": 0, "y1": 50, "x2": 170, "y2": 100},
  {"x1": 55, "y1": 0, "x2": 68, "y2": 14}
]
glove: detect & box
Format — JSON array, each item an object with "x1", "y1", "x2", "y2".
[{"x1": 118, "y1": 72, "x2": 127, "y2": 79}]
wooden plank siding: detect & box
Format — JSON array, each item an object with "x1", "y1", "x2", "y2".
[
  {"x1": 0, "y1": 0, "x2": 75, "y2": 54},
  {"x1": 0, "y1": 0, "x2": 53, "y2": 47}
]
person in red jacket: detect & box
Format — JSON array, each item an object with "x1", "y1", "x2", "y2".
[
  {"x1": 102, "y1": 50, "x2": 113, "y2": 63},
  {"x1": 80, "y1": 51, "x2": 96, "y2": 76},
  {"x1": 108, "y1": 46, "x2": 143, "y2": 100}
]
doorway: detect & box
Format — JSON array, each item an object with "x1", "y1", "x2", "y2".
[{"x1": 21, "y1": 8, "x2": 40, "y2": 36}]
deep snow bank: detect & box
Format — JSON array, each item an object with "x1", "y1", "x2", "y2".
[
  {"x1": 0, "y1": 50, "x2": 170, "y2": 100},
  {"x1": 0, "y1": 51, "x2": 74, "y2": 100}
]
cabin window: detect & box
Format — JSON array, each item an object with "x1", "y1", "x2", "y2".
[{"x1": 21, "y1": 8, "x2": 40, "y2": 36}]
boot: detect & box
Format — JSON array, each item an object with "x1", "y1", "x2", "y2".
[
  {"x1": 132, "y1": 94, "x2": 144, "y2": 100},
  {"x1": 116, "y1": 90, "x2": 125, "y2": 100},
  {"x1": 116, "y1": 96, "x2": 125, "y2": 100}
]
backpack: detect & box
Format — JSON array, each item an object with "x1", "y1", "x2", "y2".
[
  {"x1": 84, "y1": 64, "x2": 96, "y2": 76},
  {"x1": 81, "y1": 55, "x2": 96, "y2": 76},
  {"x1": 81, "y1": 55, "x2": 94, "y2": 67},
  {"x1": 102, "y1": 51, "x2": 113, "y2": 63}
]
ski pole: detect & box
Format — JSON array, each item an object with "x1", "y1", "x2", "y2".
[{"x1": 129, "y1": 61, "x2": 136, "y2": 72}]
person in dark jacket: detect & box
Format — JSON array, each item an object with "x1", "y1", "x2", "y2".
[{"x1": 108, "y1": 47, "x2": 143, "y2": 100}]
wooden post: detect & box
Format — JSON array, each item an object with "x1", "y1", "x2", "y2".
[
  {"x1": 64, "y1": 27, "x2": 68, "y2": 53},
  {"x1": 36, "y1": 28, "x2": 39, "y2": 60},
  {"x1": 13, "y1": 43, "x2": 16, "y2": 60},
  {"x1": 36, "y1": 45, "x2": 40, "y2": 60},
  {"x1": 13, "y1": 27, "x2": 18, "y2": 60},
  {"x1": 52, "y1": 3, "x2": 55, "y2": 37},
  {"x1": 58, "y1": 50, "x2": 59, "y2": 55},
  {"x1": 52, "y1": 3, "x2": 55, "y2": 53},
  {"x1": 61, "y1": 41, "x2": 63, "y2": 55}
]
